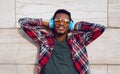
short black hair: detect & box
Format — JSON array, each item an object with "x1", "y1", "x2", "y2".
[{"x1": 53, "y1": 9, "x2": 72, "y2": 21}]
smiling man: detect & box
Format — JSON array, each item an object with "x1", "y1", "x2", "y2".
[
  {"x1": 52, "y1": 12, "x2": 73, "y2": 42},
  {"x1": 18, "y1": 9, "x2": 105, "y2": 74}
]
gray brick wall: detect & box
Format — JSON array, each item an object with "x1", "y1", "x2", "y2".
[{"x1": 0, "y1": 0, "x2": 120, "y2": 74}]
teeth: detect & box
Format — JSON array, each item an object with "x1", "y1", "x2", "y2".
[{"x1": 58, "y1": 27, "x2": 64, "y2": 29}]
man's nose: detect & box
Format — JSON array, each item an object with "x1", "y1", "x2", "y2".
[{"x1": 59, "y1": 21, "x2": 64, "y2": 25}]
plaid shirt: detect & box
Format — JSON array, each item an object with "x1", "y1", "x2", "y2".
[{"x1": 18, "y1": 18, "x2": 105, "y2": 74}]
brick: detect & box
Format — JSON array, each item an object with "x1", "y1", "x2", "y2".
[
  {"x1": 0, "y1": 28, "x2": 120, "y2": 65},
  {"x1": 87, "y1": 28, "x2": 120, "y2": 64},
  {"x1": 0, "y1": 65, "x2": 16, "y2": 74},
  {"x1": 108, "y1": 65, "x2": 120, "y2": 74},
  {"x1": 0, "y1": 0, "x2": 15, "y2": 28},
  {"x1": 109, "y1": 0, "x2": 120, "y2": 27},
  {"x1": 16, "y1": 0, "x2": 107, "y2": 27},
  {"x1": 17, "y1": 65, "x2": 37, "y2": 74},
  {"x1": 90, "y1": 65, "x2": 107, "y2": 74}
]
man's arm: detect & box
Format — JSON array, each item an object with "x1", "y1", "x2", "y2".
[
  {"x1": 18, "y1": 17, "x2": 49, "y2": 45},
  {"x1": 74, "y1": 21, "x2": 105, "y2": 47}
]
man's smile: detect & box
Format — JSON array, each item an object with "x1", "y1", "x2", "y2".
[{"x1": 57, "y1": 26, "x2": 65, "y2": 31}]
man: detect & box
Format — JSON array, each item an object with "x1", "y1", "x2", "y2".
[{"x1": 18, "y1": 9, "x2": 105, "y2": 74}]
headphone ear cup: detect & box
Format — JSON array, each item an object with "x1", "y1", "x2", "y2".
[
  {"x1": 69, "y1": 20, "x2": 74, "y2": 30},
  {"x1": 49, "y1": 18, "x2": 54, "y2": 29}
]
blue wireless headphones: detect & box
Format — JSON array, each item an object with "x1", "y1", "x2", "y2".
[{"x1": 49, "y1": 18, "x2": 74, "y2": 31}]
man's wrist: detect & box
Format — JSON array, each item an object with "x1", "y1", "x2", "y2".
[{"x1": 42, "y1": 21, "x2": 49, "y2": 28}]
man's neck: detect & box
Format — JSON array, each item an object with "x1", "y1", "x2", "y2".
[{"x1": 55, "y1": 34, "x2": 67, "y2": 42}]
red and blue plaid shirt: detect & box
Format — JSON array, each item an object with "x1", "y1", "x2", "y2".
[{"x1": 18, "y1": 18, "x2": 105, "y2": 74}]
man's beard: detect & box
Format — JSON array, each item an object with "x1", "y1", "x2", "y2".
[
  {"x1": 53, "y1": 28, "x2": 68, "y2": 36},
  {"x1": 55, "y1": 32, "x2": 66, "y2": 36}
]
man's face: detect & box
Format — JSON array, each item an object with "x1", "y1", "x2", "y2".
[{"x1": 54, "y1": 13, "x2": 70, "y2": 35}]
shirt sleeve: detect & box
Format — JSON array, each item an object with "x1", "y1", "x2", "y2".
[
  {"x1": 18, "y1": 17, "x2": 44, "y2": 46},
  {"x1": 74, "y1": 21, "x2": 105, "y2": 47}
]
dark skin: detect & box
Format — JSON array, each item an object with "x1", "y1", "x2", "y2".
[{"x1": 42, "y1": 13, "x2": 70, "y2": 42}]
